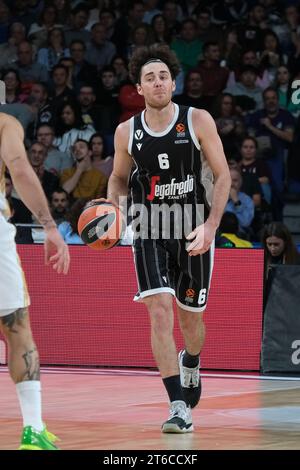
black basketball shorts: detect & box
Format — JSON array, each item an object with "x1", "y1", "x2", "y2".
[{"x1": 132, "y1": 238, "x2": 215, "y2": 312}]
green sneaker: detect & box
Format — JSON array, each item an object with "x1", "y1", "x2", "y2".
[{"x1": 19, "y1": 425, "x2": 60, "y2": 450}]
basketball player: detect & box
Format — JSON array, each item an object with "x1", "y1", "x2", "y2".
[
  {"x1": 107, "y1": 45, "x2": 231, "y2": 433},
  {"x1": 0, "y1": 113, "x2": 70, "y2": 449}
]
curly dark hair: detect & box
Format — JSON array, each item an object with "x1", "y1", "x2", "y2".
[{"x1": 129, "y1": 44, "x2": 181, "y2": 84}]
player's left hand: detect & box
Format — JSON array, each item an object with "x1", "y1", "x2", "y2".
[{"x1": 186, "y1": 221, "x2": 217, "y2": 256}]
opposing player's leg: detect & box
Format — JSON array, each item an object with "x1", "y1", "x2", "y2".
[
  {"x1": 133, "y1": 239, "x2": 193, "y2": 433},
  {"x1": 0, "y1": 308, "x2": 59, "y2": 450}
]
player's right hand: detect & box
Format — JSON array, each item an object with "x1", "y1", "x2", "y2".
[{"x1": 44, "y1": 227, "x2": 70, "y2": 274}]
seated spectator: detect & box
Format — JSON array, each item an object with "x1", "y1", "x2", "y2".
[
  {"x1": 127, "y1": 23, "x2": 155, "y2": 60},
  {"x1": 28, "y1": 142, "x2": 59, "y2": 199},
  {"x1": 50, "y1": 188, "x2": 70, "y2": 225},
  {"x1": 1, "y1": 69, "x2": 27, "y2": 104},
  {"x1": 226, "y1": 48, "x2": 271, "y2": 91},
  {"x1": 259, "y1": 30, "x2": 285, "y2": 84},
  {"x1": 54, "y1": 101, "x2": 96, "y2": 155},
  {"x1": 213, "y1": 93, "x2": 245, "y2": 159},
  {"x1": 36, "y1": 27, "x2": 70, "y2": 72},
  {"x1": 239, "y1": 136, "x2": 271, "y2": 205},
  {"x1": 171, "y1": 18, "x2": 203, "y2": 74},
  {"x1": 69, "y1": 40, "x2": 98, "y2": 91},
  {"x1": 90, "y1": 132, "x2": 113, "y2": 178},
  {"x1": 58, "y1": 198, "x2": 88, "y2": 244},
  {"x1": 36, "y1": 124, "x2": 73, "y2": 174},
  {"x1": 143, "y1": 0, "x2": 161, "y2": 24},
  {"x1": 111, "y1": 55, "x2": 129, "y2": 87},
  {"x1": 262, "y1": 221, "x2": 300, "y2": 281},
  {"x1": 195, "y1": 7, "x2": 224, "y2": 46},
  {"x1": 12, "y1": 41, "x2": 49, "y2": 94},
  {"x1": 60, "y1": 139, "x2": 107, "y2": 200},
  {"x1": 216, "y1": 212, "x2": 253, "y2": 248},
  {"x1": 274, "y1": 65, "x2": 300, "y2": 118},
  {"x1": 85, "y1": 23, "x2": 116, "y2": 72},
  {"x1": 49, "y1": 64, "x2": 76, "y2": 115},
  {"x1": 63, "y1": 3, "x2": 91, "y2": 47},
  {"x1": 196, "y1": 42, "x2": 229, "y2": 108},
  {"x1": 77, "y1": 85, "x2": 103, "y2": 131},
  {"x1": 225, "y1": 65, "x2": 263, "y2": 112},
  {"x1": 151, "y1": 13, "x2": 172, "y2": 45},
  {"x1": 0, "y1": 22, "x2": 26, "y2": 70},
  {"x1": 28, "y1": 82, "x2": 55, "y2": 134},
  {"x1": 225, "y1": 167, "x2": 255, "y2": 234},
  {"x1": 173, "y1": 69, "x2": 210, "y2": 111},
  {"x1": 28, "y1": 4, "x2": 63, "y2": 49}
]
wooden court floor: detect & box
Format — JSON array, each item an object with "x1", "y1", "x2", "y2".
[{"x1": 0, "y1": 368, "x2": 300, "y2": 450}]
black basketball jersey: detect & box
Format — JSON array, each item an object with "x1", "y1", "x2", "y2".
[{"x1": 129, "y1": 104, "x2": 213, "y2": 210}]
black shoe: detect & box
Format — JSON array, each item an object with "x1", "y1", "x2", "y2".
[
  {"x1": 178, "y1": 350, "x2": 201, "y2": 408},
  {"x1": 161, "y1": 400, "x2": 193, "y2": 433}
]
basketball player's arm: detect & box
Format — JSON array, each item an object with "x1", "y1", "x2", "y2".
[
  {"x1": 187, "y1": 109, "x2": 231, "y2": 256},
  {"x1": 107, "y1": 122, "x2": 133, "y2": 211},
  {"x1": 0, "y1": 115, "x2": 70, "y2": 273}
]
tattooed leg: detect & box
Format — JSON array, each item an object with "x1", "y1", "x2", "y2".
[{"x1": 0, "y1": 308, "x2": 40, "y2": 383}]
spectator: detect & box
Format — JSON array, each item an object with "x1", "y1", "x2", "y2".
[
  {"x1": 225, "y1": 167, "x2": 255, "y2": 234},
  {"x1": 112, "y1": 1, "x2": 145, "y2": 56},
  {"x1": 143, "y1": 0, "x2": 161, "y2": 24},
  {"x1": 239, "y1": 136, "x2": 271, "y2": 206},
  {"x1": 53, "y1": 0, "x2": 70, "y2": 25},
  {"x1": 236, "y1": 3, "x2": 267, "y2": 52},
  {"x1": 226, "y1": 48, "x2": 271, "y2": 91},
  {"x1": 98, "y1": 8, "x2": 117, "y2": 40},
  {"x1": 225, "y1": 65, "x2": 263, "y2": 111},
  {"x1": 28, "y1": 4, "x2": 62, "y2": 49},
  {"x1": 50, "y1": 188, "x2": 70, "y2": 225},
  {"x1": 195, "y1": 7, "x2": 224, "y2": 45},
  {"x1": 69, "y1": 39, "x2": 98, "y2": 91},
  {"x1": 221, "y1": 28, "x2": 242, "y2": 71},
  {"x1": 162, "y1": 0, "x2": 181, "y2": 40},
  {"x1": 173, "y1": 69, "x2": 210, "y2": 110},
  {"x1": 60, "y1": 138, "x2": 107, "y2": 200},
  {"x1": 49, "y1": 64, "x2": 76, "y2": 114},
  {"x1": 54, "y1": 101, "x2": 96, "y2": 155},
  {"x1": 64, "y1": 3, "x2": 91, "y2": 47},
  {"x1": 245, "y1": 87, "x2": 295, "y2": 219},
  {"x1": 58, "y1": 198, "x2": 87, "y2": 244},
  {"x1": 85, "y1": 23, "x2": 116, "y2": 72},
  {"x1": 213, "y1": 93, "x2": 245, "y2": 159},
  {"x1": 171, "y1": 19, "x2": 203, "y2": 74},
  {"x1": 36, "y1": 27, "x2": 70, "y2": 72},
  {"x1": 127, "y1": 23, "x2": 154, "y2": 59},
  {"x1": 28, "y1": 141, "x2": 59, "y2": 199},
  {"x1": 259, "y1": 30, "x2": 284, "y2": 84},
  {"x1": 262, "y1": 221, "x2": 300, "y2": 281},
  {"x1": 36, "y1": 124, "x2": 73, "y2": 175},
  {"x1": 196, "y1": 42, "x2": 229, "y2": 106},
  {"x1": 216, "y1": 212, "x2": 253, "y2": 248},
  {"x1": 13, "y1": 41, "x2": 49, "y2": 94},
  {"x1": 274, "y1": 65, "x2": 300, "y2": 118},
  {"x1": 0, "y1": 22, "x2": 26, "y2": 69},
  {"x1": 111, "y1": 55, "x2": 129, "y2": 86},
  {"x1": 90, "y1": 132, "x2": 113, "y2": 178},
  {"x1": 29, "y1": 82, "x2": 55, "y2": 132},
  {"x1": 1, "y1": 69, "x2": 27, "y2": 104},
  {"x1": 151, "y1": 14, "x2": 172, "y2": 45}
]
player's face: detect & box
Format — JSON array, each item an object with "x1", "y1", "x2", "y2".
[
  {"x1": 138, "y1": 62, "x2": 175, "y2": 108},
  {"x1": 266, "y1": 236, "x2": 285, "y2": 257}
]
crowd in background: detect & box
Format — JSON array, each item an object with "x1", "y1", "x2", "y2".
[{"x1": 1, "y1": 0, "x2": 300, "y2": 246}]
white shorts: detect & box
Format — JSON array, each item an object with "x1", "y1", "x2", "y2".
[{"x1": 0, "y1": 214, "x2": 30, "y2": 316}]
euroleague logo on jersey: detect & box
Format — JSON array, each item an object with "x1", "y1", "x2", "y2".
[
  {"x1": 176, "y1": 123, "x2": 185, "y2": 137},
  {"x1": 147, "y1": 174, "x2": 194, "y2": 201}
]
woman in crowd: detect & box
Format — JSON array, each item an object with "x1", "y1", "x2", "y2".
[{"x1": 89, "y1": 132, "x2": 113, "y2": 178}]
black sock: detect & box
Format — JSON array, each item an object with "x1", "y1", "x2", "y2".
[
  {"x1": 182, "y1": 350, "x2": 200, "y2": 368},
  {"x1": 163, "y1": 375, "x2": 184, "y2": 402}
]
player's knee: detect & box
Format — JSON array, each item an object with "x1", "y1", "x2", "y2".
[
  {"x1": 0, "y1": 308, "x2": 32, "y2": 341},
  {"x1": 147, "y1": 302, "x2": 173, "y2": 335}
]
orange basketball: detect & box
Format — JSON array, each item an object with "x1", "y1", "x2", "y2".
[{"x1": 78, "y1": 200, "x2": 124, "y2": 250}]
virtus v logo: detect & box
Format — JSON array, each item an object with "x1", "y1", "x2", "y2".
[{"x1": 0, "y1": 80, "x2": 6, "y2": 104}]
